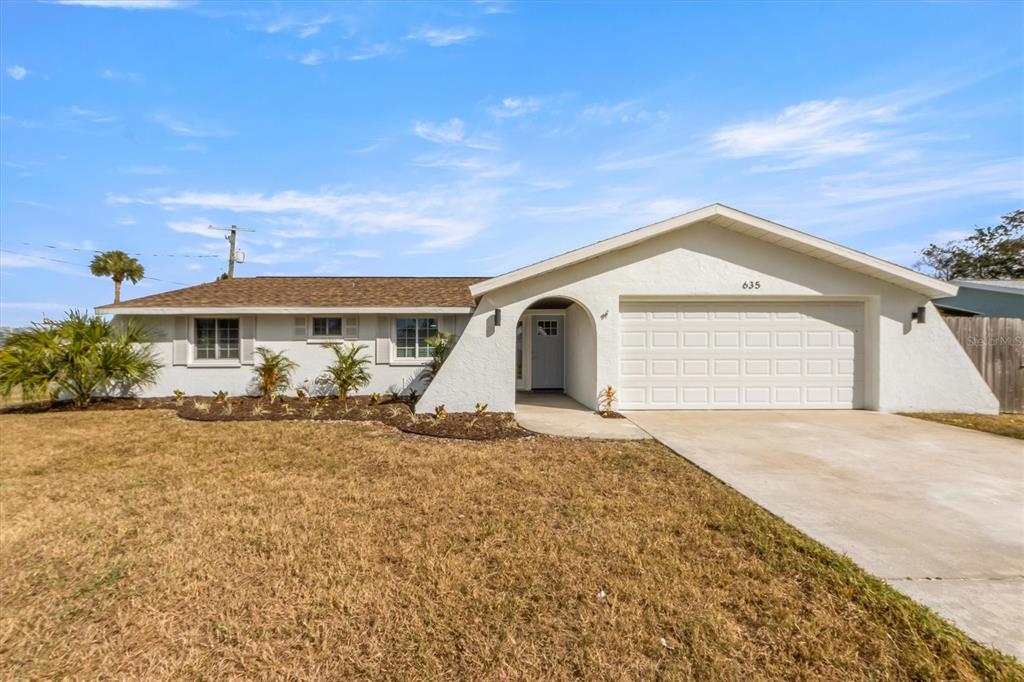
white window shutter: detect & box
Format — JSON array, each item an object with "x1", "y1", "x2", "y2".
[
  {"x1": 293, "y1": 316, "x2": 307, "y2": 339},
  {"x1": 375, "y1": 316, "x2": 390, "y2": 365},
  {"x1": 440, "y1": 315, "x2": 454, "y2": 335},
  {"x1": 240, "y1": 316, "x2": 256, "y2": 365},
  {"x1": 172, "y1": 316, "x2": 189, "y2": 366},
  {"x1": 344, "y1": 316, "x2": 359, "y2": 339}
]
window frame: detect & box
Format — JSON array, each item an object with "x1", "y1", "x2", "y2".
[
  {"x1": 192, "y1": 317, "x2": 241, "y2": 363},
  {"x1": 309, "y1": 316, "x2": 359, "y2": 341},
  {"x1": 393, "y1": 317, "x2": 440, "y2": 362}
]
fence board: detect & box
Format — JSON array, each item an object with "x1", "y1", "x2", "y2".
[{"x1": 944, "y1": 316, "x2": 1024, "y2": 413}]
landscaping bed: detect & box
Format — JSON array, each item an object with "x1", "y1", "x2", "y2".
[
  {"x1": 179, "y1": 395, "x2": 528, "y2": 440},
  {"x1": 2, "y1": 395, "x2": 529, "y2": 440}
]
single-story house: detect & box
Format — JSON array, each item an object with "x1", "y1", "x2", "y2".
[
  {"x1": 97, "y1": 204, "x2": 999, "y2": 415},
  {"x1": 934, "y1": 279, "x2": 1024, "y2": 318}
]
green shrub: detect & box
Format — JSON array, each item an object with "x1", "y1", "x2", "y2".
[
  {"x1": 320, "y1": 343, "x2": 371, "y2": 403},
  {"x1": 0, "y1": 310, "x2": 161, "y2": 407},
  {"x1": 252, "y1": 347, "x2": 298, "y2": 398}
]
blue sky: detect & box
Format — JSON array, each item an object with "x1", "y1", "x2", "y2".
[{"x1": 1, "y1": 0, "x2": 1022, "y2": 326}]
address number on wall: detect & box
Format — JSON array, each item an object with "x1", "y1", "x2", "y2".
[{"x1": 741, "y1": 280, "x2": 761, "y2": 290}]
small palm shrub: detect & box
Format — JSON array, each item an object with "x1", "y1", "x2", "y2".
[
  {"x1": 434, "y1": 404, "x2": 447, "y2": 421},
  {"x1": 475, "y1": 402, "x2": 488, "y2": 415},
  {"x1": 598, "y1": 384, "x2": 618, "y2": 416},
  {"x1": 0, "y1": 310, "x2": 161, "y2": 407},
  {"x1": 173, "y1": 389, "x2": 186, "y2": 406},
  {"x1": 212, "y1": 390, "x2": 228, "y2": 404},
  {"x1": 369, "y1": 392, "x2": 381, "y2": 405},
  {"x1": 320, "y1": 343, "x2": 371, "y2": 403},
  {"x1": 423, "y1": 332, "x2": 455, "y2": 382},
  {"x1": 252, "y1": 347, "x2": 298, "y2": 398}
]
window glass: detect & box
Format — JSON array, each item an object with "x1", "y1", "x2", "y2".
[
  {"x1": 195, "y1": 318, "x2": 217, "y2": 359},
  {"x1": 312, "y1": 317, "x2": 342, "y2": 337},
  {"x1": 396, "y1": 318, "x2": 439, "y2": 359},
  {"x1": 538, "y1": 320, "x2": 559, "y2": 336},
  {"x1": 194, "y1": 318, "x2": 239, "y2": 360},
  {"x1": 396, "y1": 318, "x2": 417, "y2": 358}
]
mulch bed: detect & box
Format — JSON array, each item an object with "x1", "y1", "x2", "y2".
[
  {"x1": 2, "y1": 395, "x2": 529, "y2": 440},
  {"x1": 598, "y1": 411, "x2": 626, "y2": 419},
  {"x1": 179, "y1": 396, "x2": 528, "y2": 440}
]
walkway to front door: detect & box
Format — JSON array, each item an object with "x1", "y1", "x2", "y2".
[{"x1": 515, "y1": 392, "x2": 646, "y2": 440}]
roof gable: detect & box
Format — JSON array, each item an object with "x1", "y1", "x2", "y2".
[{"x1": 470, "y1": 204, "x2": 957, "y2": 299}]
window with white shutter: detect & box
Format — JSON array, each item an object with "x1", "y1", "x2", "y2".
[{"x1": 310, "y1": 316, "x2": 359, "y2": 340}]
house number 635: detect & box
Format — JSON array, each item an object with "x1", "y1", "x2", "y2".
[{"x1": 742, "y1": 280, "x2": 761, "y2": 290}]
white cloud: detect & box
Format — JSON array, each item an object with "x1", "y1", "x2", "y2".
[
  {"x1": 68, "y1": 105, "x2": 118, "y2": 123},
  {"x1": 818, "y1": 159, "x2": 1023, "y2": 206},
  {"x1": 166, "y1": 217, "x2": 220, "y2": 239},
  {"x1": 261, "y1": 14, "x2": 332, "y2": 38},
  {"x1": 405, "y1": 26, "x2": 479, "y2": 46},
  {"x1": 154, "y1": 186, "x2": 502, "y2": 251},
  {"x1": 581, "y1": 100, "x2": 655, "y2": 124},
  {"x1": 101, "y1": 68, "x2": 143, "y2": 81},
  {"x1": 7, "y1": 65, "x2": 28, "y2": 80},
  {"x1": 153, "y1": 113, "x2": 233, "y2": 137},
  {"x1": 348, "y1": 44, "x2": 389, "y2": 61},
  {"x1": 490, "y1": 96, "x2": 541, "y2": 119},
  {"x1": 413, "y1": 118, "x2": 498, "y2": 150},
  {"x1": 596, "y1": 147, "x2": 690, "y2": 172},
  {"x1": 476, "y1": 0, "x2": 511, "y2": 14},
  {"x1": 52, "y1": 0, "x2": 190, "y2": 8},
  {"x1": 336, "y1": 249, "x2": 381, "y2": 259},
  {"x1": 298, "y1": 50, "x2": 326, "y2": 66},
  {"x1": 710, "y1": 97, "x2": 902, "y2": 165},
  {"x1": 414, "y1": 118, "x2": 466, "y2": 145}
]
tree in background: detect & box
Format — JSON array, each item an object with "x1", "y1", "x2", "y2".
[
  {"x1": 90, "y1": 250, "x2": 145, "y2": 304},
  {"x1": 917, "y1": 210, "x2": 1023, "y2": 280},
  {"x1": 0, "y1": 311, "x2": 161, "y2": 407}
]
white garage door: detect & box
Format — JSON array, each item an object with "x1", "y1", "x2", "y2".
[{"x1": 619, "y1": 301, "x2": 864, "y2": 410}]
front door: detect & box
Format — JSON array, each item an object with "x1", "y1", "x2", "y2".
[{"x1": 531, "y1": 315, "x2": 564, "y2": 389}]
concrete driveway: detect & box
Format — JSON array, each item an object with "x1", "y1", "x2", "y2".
[{"x1": 625, "y1": 410, "x2": 1024, "y2": 659}]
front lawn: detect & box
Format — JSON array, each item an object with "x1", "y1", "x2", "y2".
[
  {"x1": 0, "y1": 411, "x2": 1018, "y2": 679},
  {"x1": 900, "y1": 412, "x2": 1024, "y2": 440}
]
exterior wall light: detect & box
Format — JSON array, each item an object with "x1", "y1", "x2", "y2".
[
  {"x1": 494, "y1": 308, "x2": 501, "y2": 326},
  {"x1": 911, "y1": 306, "x2": 927, "y2": 324}
]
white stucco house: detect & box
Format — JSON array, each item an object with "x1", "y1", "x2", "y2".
[{"x1": 97, "y1": 204, "x2": 999, "y2": 415}]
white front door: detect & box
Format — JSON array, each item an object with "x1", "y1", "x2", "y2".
[
  {"x1": 619, "y1": 301, "x2": 864, "y2": 409},
  {"x1": 531, "y1": 315, "x2": 564, "y2": 389}
]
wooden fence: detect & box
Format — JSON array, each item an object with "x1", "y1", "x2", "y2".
[{"x1": 944, "y1": 316, "x2": 1024, "y2": 413}]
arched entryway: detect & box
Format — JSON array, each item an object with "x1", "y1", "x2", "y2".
[{"x1": 514, "y1": 296, "x2": 598, "y2": 409}]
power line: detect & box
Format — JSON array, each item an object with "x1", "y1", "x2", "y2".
[
  {"x1": 0, "y1": 249, "x2": 192, "y2": 286},
  {"x1": 9, "y1": 240, "x2": 220, "y2": 259}
]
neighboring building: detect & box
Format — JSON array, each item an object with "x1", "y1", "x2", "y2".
[
  {"x1": 97, "y1": 204, "x2": 999, "y2": 415},
  {"x1": 934, "y1": 280, "x2": 1024, "y2": 318}
]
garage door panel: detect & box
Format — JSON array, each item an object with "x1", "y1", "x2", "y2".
[{"x1": 619, "y1": 301, "x2": 864, "y2": 410}]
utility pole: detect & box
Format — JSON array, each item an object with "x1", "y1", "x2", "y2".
[{"x1": 208, "y1": 224, "x2": 254, "y2": 278}]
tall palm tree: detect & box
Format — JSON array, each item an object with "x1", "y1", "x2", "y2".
[{"x1": 90, "y1": 250, "x2": 145, "y2": 304}]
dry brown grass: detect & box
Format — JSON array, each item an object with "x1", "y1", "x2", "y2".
[
  {"x1": 900, "y1": 412, "x2": 1024, "y2": 440},
  {"x1": 1, "y1": 411, "x2": 1019, "y2": 680}
]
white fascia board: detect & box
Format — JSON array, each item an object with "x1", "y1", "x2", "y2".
[
  {"x1": 469, "y1": 203, "x2": 958, "y2": 299},
  {"x1": 94, "y1": 306, "x2": 475, "y2": 316}
]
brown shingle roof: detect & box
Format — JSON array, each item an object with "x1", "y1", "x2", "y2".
[{"x1": 97, "y1": 276, "x2": 486, "y2": 310}]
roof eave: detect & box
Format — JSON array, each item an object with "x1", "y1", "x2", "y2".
[{"x1": 95, "y1": 305, "x2": 475, "y2": 315}]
